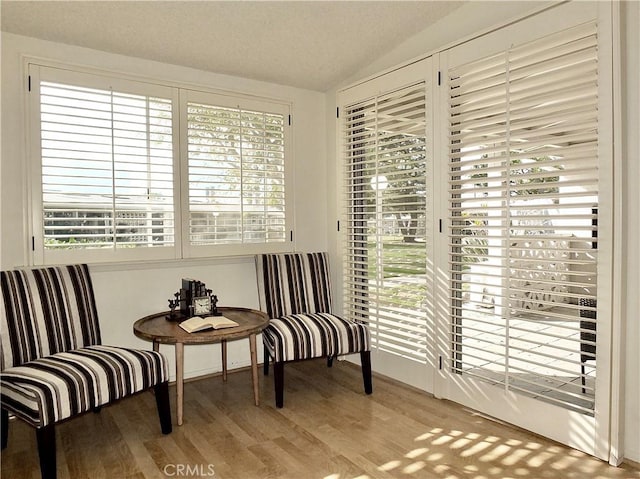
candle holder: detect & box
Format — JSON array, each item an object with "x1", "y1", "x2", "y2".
[
  {"x1": 211, "y1": 294, "x2": 221, "y2": 316},
  {"x1": 166, "y1": 291, "x2": 181, "y2": 321}
]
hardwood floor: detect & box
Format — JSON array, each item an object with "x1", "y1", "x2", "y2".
[{"x1": 2, "y1": 360, "x2": 639, "y2": 479}]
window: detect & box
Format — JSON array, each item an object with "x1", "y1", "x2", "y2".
[
  {"x1": 40, "y1": 82, "x2": 174, "y2": 249},
  {"x1": 29, "y1": 65, "x2": 291, "y2": 264},
  {"x1": 183, "y1": 91, "x2": 288, "y2": 256}
]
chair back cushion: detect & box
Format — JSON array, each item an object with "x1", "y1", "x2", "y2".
[
  {"x1": 1, "y1": 264, "x2": 101, "y2": 370},
  {"x1": 256, "y1": 252, "x2": 333, "y2": 318}
]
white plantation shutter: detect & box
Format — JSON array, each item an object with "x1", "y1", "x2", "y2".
[
  {"x1": 186, "y1": 98, "x2": 287, "y2": 249},
  {"x1": 38, "y1": 76, "x2": 175, "y2": 258},
  {"x1": 30, "y1": 64, "x2": 293, "y2": 264},
  {"x1": 343, "y1": 82, "x2": 429, "y2": 363},
  {"x1": 448, "y1": 22, "x2": 599, "y2": 413}
]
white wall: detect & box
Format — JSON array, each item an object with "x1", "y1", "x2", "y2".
[
  {"x1": 0, "y1": 33, "x2": 327, "y2": 382},
  {"x1": 326, "y1": 0, "x2": 640, "y2": 463}
]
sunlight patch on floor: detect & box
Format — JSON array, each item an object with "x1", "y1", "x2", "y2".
[
  {"x1": 369, "y1": 427, "x2": 567, "y2": 478},
  {"x1": 321, "y1": 422, "x2": 636, "y2": 479},
  {"x1": 378, "y1": 460, "x2": 401, "y2": 472},
  {"x1": 405, "y1": 447, "x2": 429, "y2": 459},
  {"x1": 402, "y1": 461, "x2": 427, "y2": 474}
]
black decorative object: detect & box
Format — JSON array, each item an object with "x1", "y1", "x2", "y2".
[
  {"x1": 166, "y1": 291, "x2": 181, "y2": 321},
  {"x1": 168, "y1": 279, "x2": 220, "y2": 321},
  {"x1": 211, "y1": 294, "x2": 221, "y2": 316}
]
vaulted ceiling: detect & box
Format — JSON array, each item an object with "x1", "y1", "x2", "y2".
[{"x1": 1, "y1": 1, "x2": 465, "y2": 91}]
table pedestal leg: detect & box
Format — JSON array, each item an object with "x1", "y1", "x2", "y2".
[
  {"x1": 175, "y1": 342, "x2": 184, "y2": 426},
  {"x1": 221, "y1": 340, "x2": 227, "y2": 382},
  {"x1": 153, "y1": 340, "x2": 159, "y2": 353},
  {"x1": 249, "y1": 333, "x2": 259, "y2": 406}
]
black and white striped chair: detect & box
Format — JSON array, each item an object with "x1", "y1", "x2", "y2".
[
  {"x1": 256, "y1": 252, "x2": 372, "y2": 408},
  {"x1": 0, "y1": 264, "x2": 172, "y2": 479}
]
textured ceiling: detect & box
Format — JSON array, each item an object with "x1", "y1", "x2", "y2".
[{"x1": 1, "y1": 1, "x2": 464, "y2": 91}]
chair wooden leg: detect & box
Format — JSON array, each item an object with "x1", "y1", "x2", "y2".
[
  {"x1": 154, "y1": 381, "x2": 172, "y2": 434},
  {"x1": 361, "y1": 351, "x2": 373, "y2": 395},
  {"x1": 36, "y1": 424, "x2": 56, "y2": 479},
  {"x1": 1, "y1": 409, "x2": 8, "y2": 450},
  {"x1": 274, "y1": 361, "x2": 284, "y2": 408},
  {"x1": 264, "y1": 348, "x2": 270, "y2": 376}
]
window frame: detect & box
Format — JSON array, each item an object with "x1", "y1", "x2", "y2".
[{"x1": 27, "y1": 61, "x2": 294, "y2": 265}]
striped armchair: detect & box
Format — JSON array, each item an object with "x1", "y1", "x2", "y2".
[
  {"x1": 0, "y1": 265, "x2": 172, "y2": 479},
  {"x1": 256, "y1": 252, "x2": 372, "y2": 408}
]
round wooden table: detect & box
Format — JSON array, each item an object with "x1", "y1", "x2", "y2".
[{"x1": 133, "y1": 307, "x2": 268, "y2": 426}]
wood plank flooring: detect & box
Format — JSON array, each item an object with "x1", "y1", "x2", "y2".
[{"x1": 2, "y1": 359, "x2": 639, "y2": 478}]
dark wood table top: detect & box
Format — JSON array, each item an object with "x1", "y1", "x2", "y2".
[{"x1": 133, "y1": 306, "x2": 269, "y2": 345}]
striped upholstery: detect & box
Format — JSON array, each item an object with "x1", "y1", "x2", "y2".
[
  {"x1": 257, "y1": 252, "x2": 333, "y2": 318},
  {"x1": 1, "y1": 345, "x2": 167, "y2": 427},
  {"x1": 256, "y1": 253, "x2": 370, "y2": 363},
  {"x1": 263, "y1": 313, "x2": 370, "y2": 362},
  {"x1": 0, "y1": 264, "x2": 101, "y2": 370},
  {"x1": 0, "y1": 265, "x2": 169, "y2": 428}
]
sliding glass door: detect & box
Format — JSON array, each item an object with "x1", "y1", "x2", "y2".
[
  {"x1": 436, "y1": 1, "x2": 613, "y2": 459},
  {"x1": 339, "y1": 0, "x2": 615, "y2": 461}
]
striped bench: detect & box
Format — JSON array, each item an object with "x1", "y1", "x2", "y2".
[
  {"x1": 0, "y1": 264, "x2": 172, "y2": 479},
  {"x1": 256, "y1": 252, "x2": 372, "y2": 407}
]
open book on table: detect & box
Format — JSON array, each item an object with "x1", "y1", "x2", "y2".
[{"x1": 179, "y1": 315, "x2": 239, "y2": 333}]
